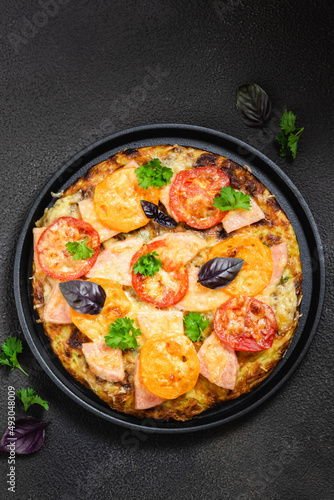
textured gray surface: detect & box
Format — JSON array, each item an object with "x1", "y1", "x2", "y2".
[{"x1": 0, "y1": 0, "x2": 333, "y2": 499}]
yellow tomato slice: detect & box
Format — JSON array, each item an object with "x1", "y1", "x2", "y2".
[
  {"x1": 70, "y1": 278, "x2": 131, "y2": 342},
  {"x1": 139, "y1": 335, "x2": 200, "y2": 399},
  {"x1": 93, "y1": 167, "x2": 159, "y2": 232},
  {"x1": 207, "y1": 233, "x2": 273, "y2": 296}
]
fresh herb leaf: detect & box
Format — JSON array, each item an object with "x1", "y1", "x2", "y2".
[
  {"x1": 140, "y1": 200, "x2": 178, "y2": 228},
  {"x1": 16, "y1": 388, "x2": 49, "y2": 412},
  {"x1": 154, "y1": 211, "x2": 178, "y2": 228},
  {"x1": 0, "y1": 337, "x2": 28, "y2": 376},
  {"x1": 279, "y1": 110, "x2": 296, "y2": 135},
  {"x1": 276, "y1": 110, "x2": 304, "y2": 159},
  {"x1": 276, "y1": 132, "x2": 290, "y2": 157},
  {"x1": 279, "y1": 275, "x2": 289, "y2": 285},
  {"x1": 59, "y1": 280, "x2": 106, "y2": 315},
  {"x1": 65, "y1": 237, "x2": 94, "y2": 260},
  {"x1": 0, "y1": 417, "x2": 50, "y2": 455},
  {"x1": 135, "y1": 158, "x2": 173, "y2": 189},
  {"x1": 105, "y1": 317, "x2": 142, "y2": 350},
  {"x1": 140, "y1": 200, "x2": 159, "y2": 219},
  {"x1": 236, "y1": 83, "x2": 272, "y2": 127},
  {"x1": 198, "y1": 257, "x2": 244, "y2": 290},
  {"x1": 287, "y1": 128, "x2": 304, "y2": 159},
  {"x1": 184, "y1": 313, "x2": 210, "y2": 342},
  {"x1": 133, "y1": 251, "x2": 163, "y2": 277},
  {"x1": 213, "y1": 186, "x2": 251, "y2": 212}
]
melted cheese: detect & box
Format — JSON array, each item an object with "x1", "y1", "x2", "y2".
[
  {"x1": 36, "y1": 193, "x2": 82, "y2": 227},
  {"x1": 150, "y1": 232, "x2": 207, "y2": 270},
  {"x1": 270, "y1": 279, "x2": 298, "y2": 332},
  {"x1": 137, "y1": 309, "x2": 184, "y2": 340}
]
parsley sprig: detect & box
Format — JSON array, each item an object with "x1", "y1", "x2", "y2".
[
  {"x1": 213, "y1": 186, "x2": 251, "y2": 212},
  {"x1": 184, "y1": 313, "x2": 210, "y2": 342},
  {"x1": 16, "y1": 388, "x2": 49, "y2": 412},
  {"x1": 135, "y1": 158, "x2": 173, "y2": 189},
  {"x1": 133, "y1": 251, "x2": 163, "y2": 277},
  {"x1": 0, "y1": 337, "x2": 28, "y2": 376},
  {"x1": 105, "y1": 317, "x2": 142, "y2": 350},
  {"x1": 65, "y1": 237, "x2": 94, "y2": 261},
  {"x1": 276, "y1": 110, "x2": 304, "y2": 159}
]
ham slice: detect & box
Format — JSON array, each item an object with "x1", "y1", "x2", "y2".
[
  {"x1": 176, "y1": 267, "x2": 230, "y2": 312},
  {"x1": 33, "y1": 227, "x2": 45, "y2": 273},
  {"x1": 134, "y1": 360, "x2": 164, "y2": 409},
  {"x1": 222, "y1": 197, "x2": 265, "y2": 233},
  {"x1": 198, "y1": 333, "x2": 239, "y2": 390},
  {"x1": 136, "y1": 309, "x2": 184, "y2": 340},
  {"x1": 122, "y1": 159, "x2": 140, "y2": 169},
  {"x1": 159, "y1": 176, "x2": 180, "y2": 221},
  {"x1": 261, "y1": 242, "x2": 288, "y2": 296},
  {"x1": 78, "y1": 199, "x2": 118, "y2": 242},
  {"x1": 86, "y1": 238, "x2": 143, "y2": 285},
  {"x1": 82, "y1": 342, "x2": 125, "y2": 383},
  {"x1": 150, "y1": 232, "x2": 206, "y2": 271},
  {"x1": 43, "y1": 281, "x2": 72, "y2": 324},
  {"x1": 267, "y1": 242, "x2": 288, "y2": 287}
]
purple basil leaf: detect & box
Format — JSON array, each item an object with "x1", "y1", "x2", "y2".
[
  {"x1": 0, "y1": 417, "x2": 50, "y2": 455},
  {"x1": 236, "y1": 83, "x2": 272, "y2": 127},
  {"x1": 198, "y1": 257, "x2": 244, "y2": 290},
  {"x1": 140, "y1": 200, "x2": 159, "y2": 219},
  {"x1": 154, "y1": 211, "x2": 178, "y2": 229},
  {"x1": 59, "y1": 280, "x2": 106, "y2": 315}
]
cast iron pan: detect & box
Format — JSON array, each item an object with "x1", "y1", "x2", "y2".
[{"x1": 14, "y1": 124, "x2": 325, "y2": 434}]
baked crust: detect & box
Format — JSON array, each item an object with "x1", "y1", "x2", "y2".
[{"x1": 32, "y1": 145, "x2": 302, "y2": 421}]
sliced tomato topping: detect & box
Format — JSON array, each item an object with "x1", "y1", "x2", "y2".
[
  {"x1": 36, "y1": 217, "x2": 100, "y2": 281},
  {"x1": 207, "y1": 233, "x2": 273, "y2": 296},
  {"x1": 139, "y1": 335, "x2": 200, "y2": 399},
  {"x1": 131, "y1": 240, "x2": 188, "y2": 308},
  {"x1": 169, "y1": 166, "x2": 230, "y2": 229},
  {"x1": 93, "y1": 166, "x2": 159, "y2": 233},
  {"x1": 214, "y1": 296, "x2": 277, "y2": 351}
]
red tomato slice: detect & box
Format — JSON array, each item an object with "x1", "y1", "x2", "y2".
[
  {"x1": 169, "y1": 166, "x2": 230, "y2": 229},
  {"x1": 214, "y1": 296, "x2": 277, "y2": 352},
  {"x1": 131, "y1": 240, "x2": 189, "y2": 308},
  {"x1": 37, "y1": 217, "x2": 100, "y2": 281}
]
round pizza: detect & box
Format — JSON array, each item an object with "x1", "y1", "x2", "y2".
[{"x1": 32, "y1": 145, "x2": 302, "y2": 421}]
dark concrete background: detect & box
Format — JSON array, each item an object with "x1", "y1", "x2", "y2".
[{"x1": 0, "y1": 1, "x2": 333, "y2": 499}]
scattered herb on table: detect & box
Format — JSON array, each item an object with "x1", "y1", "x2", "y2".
[
  {"x1": 135, "y1": 158, "x2": 173, "y2": 189},
  {"x1": 133, "y1": 251, "x2": 163, "y2": 277},
  {"x1": 65, "y1": 237, "x2": 95, "y2": 260},
  {"x1": 213, "y1": 186, "x2": 251, "y2": 211},
  {"x1": 276, "y1": 110, "x2": 304, "y2": 159},
  {"x1": 17, "y1": 388, "x2": 49, "y2": 412},
  {"x1": 184, "y1": 313, "x2": 210, "y2": 342},
  {"x1": 105, "y1": 317, "x2": 142, "y2": 350},
  {"x1": 0, "y1": 417, "x2": 50, "y2": 455},
  {"x1": 236, "y1": 83, "x2": 272, "y2": 127},
  {"x1": 0, "y1": 337, "x2": 28, "y2": 376}
]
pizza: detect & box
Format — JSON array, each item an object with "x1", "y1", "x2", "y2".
[{"x1": 31, "y1": 145, "x2": 302, "y2": 421}]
